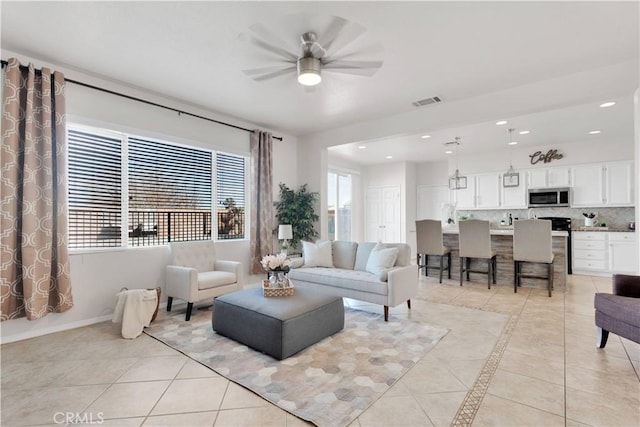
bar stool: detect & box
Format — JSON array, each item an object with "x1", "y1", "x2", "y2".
[
  {"x1": 416, "y1": 219, "x2": 451, "y2": 283},
  {"x1": 458, "y1": 219, "x2": 497, "y2": 289},
  {"x1": 513, "y1": 219, "x2": 554, "y2": 297}
]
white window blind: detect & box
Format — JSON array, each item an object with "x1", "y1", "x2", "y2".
[
  {"x1": 216, "y1": 152, "x2": 246, "y2": 239},
  {"x1": 128, "y1": 137, "x2": 212, "y2": 244},
  {"x1": 67, "y1": 124, "x2": 248, "y2": 249},
  {"x1": 67, "y1": 129, "x2": 123, "y2": 248}
]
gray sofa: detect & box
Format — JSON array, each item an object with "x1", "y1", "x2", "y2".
[
  {"x1": 594, "y1": 274, "x2": 640, "y2": 348},
  {"x1": 288, "y1": 241, "x2": 418, "y2": 321}
]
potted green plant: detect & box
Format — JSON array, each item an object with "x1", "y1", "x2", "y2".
[{"x1": 274, "y1": 183, "x2": 319, "y2": 251}]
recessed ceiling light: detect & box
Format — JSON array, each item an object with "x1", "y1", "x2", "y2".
[
  {"x1": 385, "y1": 155, "x2": 393, "y2": 159},
  {"x1": 445, "y1": 150, "x2": 453, "y2": 154},
  {"x1": 600, "y1": 101, "x2": 616, "y2": 108},
  {"x1": 421, "y1": 134, "x2": 431, "y2": 139},
  {"x1": 358, "y1": 145, "x2": 366, "y2": 149},
  {"x1": 496, "y1": 120, "x2": 508, "y2": 125},
  {"x1": 589, "y1": 130, "x2": 601, "y2": 135},
  {"x1": 519, "y1": 130, "x2": 530, "y2": 135},
  {"x1": 508, "y1": 141, "x2": 518, "y2": 145}
]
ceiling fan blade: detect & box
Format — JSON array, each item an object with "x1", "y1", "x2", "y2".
[
  {"x1": 246, "y1": 35, "x2": 299, "y2": 62},
  {"x1": 243, "y1": 65, "x2": 296, "y2": 81},
  {"x1": 321, "y1": 21, "x2": 367, "y2": 58},
  {"x1": 323, "y1": 60, "x2": 383, "y2": 70},
  {"x1": 317, "y1": 16, "x2": 349, "y2": 53}
]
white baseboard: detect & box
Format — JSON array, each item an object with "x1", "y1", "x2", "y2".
[{"x1": 0, "y1": 302, "x2": 169, "y2": 344}]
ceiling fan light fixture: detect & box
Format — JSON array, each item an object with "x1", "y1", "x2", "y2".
[{"x1": 297, "y1": 57, "x2": 322, "y2": 86}]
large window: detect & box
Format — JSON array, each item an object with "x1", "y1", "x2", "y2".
[
  {"x1": 67, "y1": 125, "x2": 247, "y2": 249},
  {"x1": 68, "y1": 129, "x2": 123, "y2": 248},
  {"x1": 327, "y1": 171, "x2": 352, "y2": 241},
  {"x1": 216, "y1": 152, "x2": 246, "y2": 240}
]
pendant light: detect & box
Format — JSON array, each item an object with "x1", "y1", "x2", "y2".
[
  {"x1": 503, "y1": 128, "x2": 520, "y2": 187},
  {"x1": 447, "y1": 137, "x2": 467, "y2": 190}
]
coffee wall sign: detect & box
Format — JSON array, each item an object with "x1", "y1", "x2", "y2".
[{"x1": 529, "y1": 149, "x2": 563, "y2": 165}]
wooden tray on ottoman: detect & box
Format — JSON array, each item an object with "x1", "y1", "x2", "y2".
[{"x1": 262, "y1": 279, "x2": 295, "y2": 297}]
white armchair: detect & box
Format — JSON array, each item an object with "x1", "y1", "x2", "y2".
[{"x1": 166, "y1": 240, "x2": 242, "y2": 320}]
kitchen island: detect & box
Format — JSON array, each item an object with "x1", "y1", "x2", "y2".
[{"x1": 441, "y1": 227, "x2": 569, "y2": 291}]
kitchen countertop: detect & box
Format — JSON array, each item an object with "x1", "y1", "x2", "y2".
[
  {"x1": 573, "y1": 227, "x2": 635, "y2": 232},
  {"x1": 443, "y1": 227, "x2": 569, "y2": 237}
]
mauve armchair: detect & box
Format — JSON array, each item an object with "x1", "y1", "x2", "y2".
[
  {"x1": 166, "y1": 240, "x2": 242, "y2": 321},
  {"x1": 594, "y1": 274, "x2": 640, "y2": 348}
]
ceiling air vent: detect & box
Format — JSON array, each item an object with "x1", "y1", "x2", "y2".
[{"x1": 412, "y1": 96, "x2": 442, "y2": 107}]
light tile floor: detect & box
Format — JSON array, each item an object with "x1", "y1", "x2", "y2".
[{"x1": 1, "y1": 274, "x2": 639, "y2": 426}]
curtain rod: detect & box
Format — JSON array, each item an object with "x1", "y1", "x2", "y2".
[{"x1": 0, "y1": 59, "x2": 283, "y2": 141}]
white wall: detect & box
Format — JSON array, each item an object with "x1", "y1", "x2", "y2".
[
  {"x1": 1, "y1": 51, "x2": 298, "y2": 343},
  {"x1": 417, "y1": 161, "x2": 449, "y2": 186}
]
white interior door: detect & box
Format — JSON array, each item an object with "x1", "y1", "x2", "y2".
[{"x1": 366, "y1": 186, "x2": 401, "y2": 242}]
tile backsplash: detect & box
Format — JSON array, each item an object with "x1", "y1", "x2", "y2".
[{"x1": 456, "y1": 207, "x2": 635, "y2": 230}]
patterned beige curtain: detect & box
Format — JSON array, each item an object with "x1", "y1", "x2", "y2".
[
  {"x1": 0, "y1": 58, "x2": 73, "y2": 321},
  {"x1": 249, "y1": 130, "x2": 273, "y2": 274}
]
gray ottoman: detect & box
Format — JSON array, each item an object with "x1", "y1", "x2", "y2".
[{"x1": 212, "y1": 287, "x2": 344, "y2": 360}]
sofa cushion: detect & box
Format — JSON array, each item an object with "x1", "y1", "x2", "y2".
[
  {"x1": 384, "y1": 243, "x2": 411, "y2": 267},
  {"x1": 302, "y1": 240, "x2": 333, "y2": 268},
  {"x1": 332, "y1": 241, "x2": 358, "y2": 270},
  {"x1": 289, "y1": 267, "x2": 388, "y2": 296},
  {"x1": 366, "y1": 243, "x2": 399, "y2": 281},
  {"x1": 198, "y1": 271, "x2": 237, "y2": 290},
  {"x1": 354, "y1": 242, "x2": 377, "y2": 271}
]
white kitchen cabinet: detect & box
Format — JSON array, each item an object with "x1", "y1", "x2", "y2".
[
  {"x1": 451, "y1": 173, "x2": 501, "y2": 210},
  {"x1": 608, "y1": 232, "x2": 638, "y2": 274},
  {"x1": 475, "y1": 173, "x2": 501, "y2": 209},
  {"x1": 501, "y1": 176, "x2": 527, "y2": 208},
  {"x1": 573, "y1": 232, "x2": 607, "y2": 273},
  {"x1": 547, "y1": 167, "x2": 571, "y2": 187},
  {"x1": 452, "y1": 176, "x2": 476, "y2": 209},
  {"x1": 571, "y1": 161, "x2": 634, "y2": 207},
  {"x1": 571, "y1": 164, "x2": 604, "y2": 207},
  {"x1": 604, "y1": 161, "x2": 634, "y2": 206},
  {"x1": 527, "y1": 166, "x2": 571, "y2": 189}
]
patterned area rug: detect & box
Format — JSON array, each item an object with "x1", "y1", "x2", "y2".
[{"x1": 145, "y1": 307, "x2": 448, "y2": 427}]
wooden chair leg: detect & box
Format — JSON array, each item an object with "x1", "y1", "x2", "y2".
[
  {"x1": 597, "y1": 327, "x2": 609, "y2": 348},
  {"x1": 185, "y1": 302, "x2": 194, "y2": 321},
  {"x1": 548, "y1": 262, "x2": 553, "y2": 297},
  {"x1": 460, "y1": 257, "x2": 464, "y2": 286},
  {"x1": 487, "y1": 258, "x2": 492, "y2": 289},
  {"x1": 493, "y1": 257, "x2": 497, "y2": 284},
  {"x1": 167, "y1": 296, "x2": 173, "y2": 312},
  {"x1": 439, "y1": 255, "x2": 444, "y2": 283},
  {"x1": 424, "y1": 255, "x2": 429, "y2": 277},
  {"x1": 447, "y1": 252, "x2": 452, "y2": 279},
  {"x1": 384, "y1": 305, "x2": 389, "y2": 321},
  {"x1": 466, "y1": 258, "x2": 471, "y2": 281},
  {"x1": 407, "y1": 299, "x2": 411, "y2": 309},
  {"x1": 513, "y1": 261, "x2": 518, "y2": 293}
]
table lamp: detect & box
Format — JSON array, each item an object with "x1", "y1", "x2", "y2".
[{"x1": 278, "y1": 224, "x2": 293, "y2": 254}]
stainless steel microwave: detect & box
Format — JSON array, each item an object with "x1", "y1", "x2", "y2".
[{"x1": 528, "y1": 187, "x2": 571, "y2": 208}]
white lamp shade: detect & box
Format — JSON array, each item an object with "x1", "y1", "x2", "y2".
[{"x1": 278, "y1": 224, "x2": 293, "y2": 240}]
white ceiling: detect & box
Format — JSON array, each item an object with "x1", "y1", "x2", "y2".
[{"x1": 2, "y1": 1, "x2": 638, "y2": 164}]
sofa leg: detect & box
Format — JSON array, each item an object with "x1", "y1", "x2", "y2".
[
  {"x1": 185, "y1": 302, "x2": 194, "y2": 321},
  {"x1": 384, "y1": 306, "x2": 389, "y2": 322},
  {"x1": 407, "y1": 299, "x2": 411, "y2": 310},
  {"x1": 167, "y1": 296, "x2": 173, "y2": 312},
  {"x1": 597, "y1": 327, "x2": 609, "y2": 348}
]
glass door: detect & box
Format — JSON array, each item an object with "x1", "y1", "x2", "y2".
[{"x1": 327, "y1": 171, "x2": 352, "y2": 241}]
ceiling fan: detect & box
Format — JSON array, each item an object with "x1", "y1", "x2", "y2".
[{"x1": 240, "y1": 16, "x2": 383, "y2": 87}]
